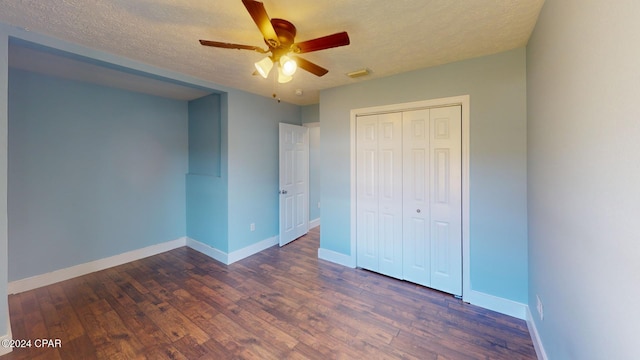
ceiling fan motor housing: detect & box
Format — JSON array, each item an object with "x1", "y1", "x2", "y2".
[
  {"x1": 268, "y1": 18, "x2": 297, "y2": 61},
  {"x1": 270, "y1": 19, "x2": 297, "y2": 45}
]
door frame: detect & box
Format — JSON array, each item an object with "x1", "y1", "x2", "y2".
[{"x1": 350, "y1": 95, "x2": 470, "y2": 300}]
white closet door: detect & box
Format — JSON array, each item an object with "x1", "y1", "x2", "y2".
[
  {"x1": 402, "y1": 106, "x2": 462, "y2": 295},
  {"x1": 377, "y1": 112, "x2": 403, "y2": 279},
  {"x1": 402, "y1": 109, "x2": 432, "y2": 286},
  {"x1": 356, "y1": 113, "x2": 403, "y2": 278},
  {"x1": 356, "y1": 115, "x2": 380, "y2": 271},
  {"x1": 429, "y1": 106, "x2": 462, "y2": 295},
  {"x1": 356, "y1": 105, "x2": 461, "y2": 296}
]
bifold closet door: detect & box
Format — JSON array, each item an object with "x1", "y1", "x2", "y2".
[
  {"x1": 402, "y1": 106, "x2": 462, "y2": 295},
  {"x1": 356, "y1": 112, "x2": 403, "y2": 279},
  {"x1": 401, "y1": 109, "x2": 431, "y2": 286}
]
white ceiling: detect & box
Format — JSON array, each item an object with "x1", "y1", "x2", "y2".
[{"x1": 0, "y1": 0, "x2": 544, "y2": 105}]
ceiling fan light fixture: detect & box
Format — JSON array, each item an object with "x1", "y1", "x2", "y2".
[
  {"x1": 277, "y1": 66, "x2": 293, "y2": 83},
  {"x1": 254, "y1": 57, "x2": 273, "y2": 78},
  {"x1": 280, "y1": 55, "x2": 297, "y2": 76}
]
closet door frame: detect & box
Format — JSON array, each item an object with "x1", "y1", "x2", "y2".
[{"x1": 349, "y1": 95, "x2": 470, "y2": 300}]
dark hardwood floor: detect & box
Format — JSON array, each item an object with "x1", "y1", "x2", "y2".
[{"x1": 2, "y1": 227, "x2": 537, "y2": 359}]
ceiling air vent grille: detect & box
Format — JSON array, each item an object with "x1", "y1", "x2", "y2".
[{"x1": 346, "y1": 68, "x2": 370, "y2": 78}]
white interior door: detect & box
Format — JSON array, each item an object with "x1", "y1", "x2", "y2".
[{"x1": 279, "y1": 123, "x2": 309, "y2": 247}]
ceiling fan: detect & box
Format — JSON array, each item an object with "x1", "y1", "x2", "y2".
[{"x1": 199, "y1": 0, "x2": 350, "y2": 83}]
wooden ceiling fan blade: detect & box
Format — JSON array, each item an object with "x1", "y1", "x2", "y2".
[
  {"x1": 242, "y1": 0, "x2": 280, "y2": 47},
  {"x1": 199, "y1": 40, "x2": 268, "y2": 53},
  {"x1": 294, "y1": 56, "x2": 329, "y2": 77},
  {"x1": 292, "y1": 32, "x2": 350, "y2": 54}
]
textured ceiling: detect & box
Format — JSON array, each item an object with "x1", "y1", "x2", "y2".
[{"x1": 0, "y1": 0, "x2": 544, "y2": 105}]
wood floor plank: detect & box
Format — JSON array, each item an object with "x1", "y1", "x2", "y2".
[
  {"x1": 57, "y1": 334, "x2": 97, "y2": 359},
  {"x1": 47, "y1": 284, "x2": 86, "y2": 342},
  {"x1": 3, "y1": 228, "x2": 536, "y2": 359},
  {"x1": 211, "y1": 312, "x2": 283, "y2": 360},
  {"x1": 136, "y1": 300, "x2": 210, "y2": 345},
  {"x1": 92, "y1": 309, "x2": 145, "y2": 359},
  {"x1": 143, "y1": 345, "x2": 189, "y2": 360},
  {"x1": 226, "y1": 306, "x2": 300, "y2": 352},
  {"x1": 35, "y1": 288, "x2": 66, "y2": 343}
]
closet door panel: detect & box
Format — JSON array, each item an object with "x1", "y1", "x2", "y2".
[
  {"x1": 429, "y1": 105, "x2": 462, "y2": 295},
  {"x1": 377, "y1": 113, "x2": 403, "y2": 278},
  {"x1": 402, "y1": 109, "x2": 432, "y2": 286},
  {"x1": 356, "y1": 115, "x2": 380, "y2": 271}
]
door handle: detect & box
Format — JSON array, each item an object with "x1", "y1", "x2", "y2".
[{"x1": 279, "y1": 190, "x2": 288, "y2": 194}]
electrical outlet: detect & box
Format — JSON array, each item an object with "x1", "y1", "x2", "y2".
[
  {"x1": 317, "y1": 202, "x2": 321, "y2": 209},
  {"x1": 250, "y1": 223, "x2": 255, "y2": 232},
  {"x1": 536, "y1": 295, "x2": 544, "y2": 321}
]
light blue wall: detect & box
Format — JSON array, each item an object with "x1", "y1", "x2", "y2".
[
  {"x1": 320, "y1": 48, "x2": 528, "y2": 303},
  {"x1": 226, "y1": 92, "x2": 300, "y2": 252},
  {"x1": 187, "y1": 90, "x2": 304, "y2": 255},
  {"x1": 527, "y1": 1, "x2": 640, "y2": 359},
  {"x1": 0, "y1": 32, "x2": 9, "y2": 339},
  {"x1": 188, "y1": 94, "x2": 222, "y2": 176},
  {"x1": 302, "y1": 104, "x2": 321, "y2": 222},
  {"x1": 8, "y1": 68, "x2": 188, "y2": 281},
  {"x1": 301, "y1": 104, "x2": 319, "y2": 124},
  {"x1": 0, "y1": 24, "x2": 306, "y2": 344},
  {"x1": 186, "y1": 94, "x2": 228, "y2": 252},
  {"x1": 0, "y1": 22, "x2": 306, "y2": 275}
]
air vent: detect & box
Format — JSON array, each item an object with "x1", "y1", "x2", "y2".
[{"x1": 346, "y1": 68, "x2": 370, "y2": 78}]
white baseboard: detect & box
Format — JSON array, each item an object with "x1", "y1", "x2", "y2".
[
  {"x1": 318, "y1": 248, "x2": 356, "y2": 268},
  {"x1": 463, "y1": 289, "x2": 527, "y2": 320},
  {"x1": 309, "y1": 218, "x2": 321, "y2": 229},
  {"x1": 187, "y1": 236, "x2": 278, "y2": 265},
  {"x1": 228, "y1": 236, "x2": 278, "y2": 264},
  {"x1": 526, "y1": 306, "x2": 548, "y2": 360},
  {"x1": 8, "y1": 237, "x2": 187, "y2": 294},
  {"x1": 8, "y1": 234, "x2": 282, "y2": 295},
  {"x1": 186, "y1": 238, "x2": 228, "y2": 264}
]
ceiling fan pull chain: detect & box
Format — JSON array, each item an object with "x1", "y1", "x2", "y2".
[{"x1": 272, "y1": 72, "x2": 281, "y2": 103}]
